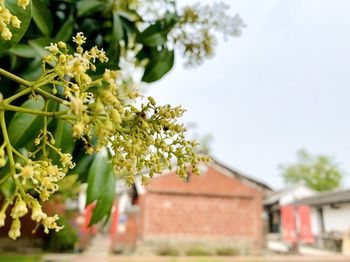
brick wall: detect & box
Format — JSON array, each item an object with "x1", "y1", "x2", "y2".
[
  {"x1": 112, "y1": 212, "x2": 139, "y2": 253},
  {"x1": 139, "y1": 165, "x2": 265, "y2": 251}
]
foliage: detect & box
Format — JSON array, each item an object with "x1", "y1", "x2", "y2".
[
  {"x1": 185, "y1": 245, "x2": 211, "y2": 256},
  {"x1": 0, "y1": 0, "x2": 244, "y2": 240},
  {"x1": 0, "y1": 254, "x2": 42, "y2": 262},
  {"x1": 215, "y1": 247, "x2": 238, "y2": 256},
  {"x1": 280, "y1": 149, "x2": 344, "y2": 191},
  {"x1": 45, "y1": 217, "x2": 78, "y2": 252},
  {"x1": 156, "y1": 245, "x2": 180, "y2": 256}
]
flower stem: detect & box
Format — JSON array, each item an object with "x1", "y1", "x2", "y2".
[
  {"x1": 36, "y1": 88, "x2": 66, "y2": 104},
  {"x1": 42, "y1": 101, "x2": 49, "y2": 158},
  {"x1": 0, "y1": 104, "x2": 68, "y2": 117},
  {"x1": 0, "y1": 111, "x2": 24, "y2": 193},
  {"x1": 4, "y1": 88, "x2": 32, "y2": 104},
  {"x1": 0, "y1": 68, "x2": 33, "y2": 87}
]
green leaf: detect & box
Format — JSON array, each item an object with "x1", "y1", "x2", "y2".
[
  {"x1": 112, "y1": 12, "x2": 124, "y2": 43},
  {"x1": 139, "y1": 13, "x2": 179, "y2": 47},
  {"x1": 8, "y1": 44, "x2": 37, "y2": 58},
  {"x1": 86, "y1": 148, "x2": 110, "y2": 206},
  {"x1": 0, "y1": 0, "x2": 32, "y2": 53},
  {"x1": 119, "y1": 16, "x2": 139, "y2": 35},
  {"x1": 77, "y1": 0, "x2": 105, "y2": 17},
  {"x1": 28, "y1": 37, "x2": 51, "y2": 57},
  {"x1": 117, "y1": 10, "x2": 142, "y2": 22},
  {"x1": 20, "y1": 58, "x2": 43, "y2": 81},
  {"x1": 55, "y1": 16, "x2": 74, "y2": 42},
  {"x1": 71, "y1": 153, "x2": 94, "y2": 174},
  {"x1": 32, "y1": 0, "x2": 53, "y2": 37},
  {"x1": 8, "y1": 97, "x2": 45, "y2": 148},
  {"x1": 142, "y1": 48, "x2": 174, "y2": 83},
  {"x1": 139, "y1": 24, "x2": 168, "y2": 47},
  {"x1": 58, "y1": 174, "x2": 79, "y2": 192},
  {"x1": 89, "y1": 165, "x2": 115, "y2": 225},
  {"x1": 0, "y1": 176, "x2": 16, "y2": 199}
]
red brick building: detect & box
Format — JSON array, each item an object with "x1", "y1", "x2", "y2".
[{"x1": 113, "y1": 159, "x2": 271, "y2": 253}]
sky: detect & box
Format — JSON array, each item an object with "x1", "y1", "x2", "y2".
[{"x1": 147, "y1": 0, "x2": 350, "y2": 189}]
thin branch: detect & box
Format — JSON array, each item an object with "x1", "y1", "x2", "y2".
[
  {"x1": 4, "y1": 88, "x2": 32, "y2": 104},
  {"x1": 36, "y1": 88, "x2": 67, "y2": 104},
  {"x1": 0, "y1": 68, "x2": 33, "y2": 87},
  {"x1": 0, "y1": 104, "x2": 68, "y2": 117}
]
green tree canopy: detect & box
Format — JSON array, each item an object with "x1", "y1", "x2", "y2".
[{"x1": 280, "y1": 149, "x2": 344, "y2": 191}]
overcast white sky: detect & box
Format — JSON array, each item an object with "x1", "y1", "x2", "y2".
[{"x1": 148, "y1": 0, "x2": 350, "y2": 189}]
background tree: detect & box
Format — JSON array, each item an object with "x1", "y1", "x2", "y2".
[{"x1": 280, "y1": 149, "x2": 344, "y2": 191}]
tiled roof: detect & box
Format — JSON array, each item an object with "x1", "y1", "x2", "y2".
[{"x1": 294, "y1": 188, "x2": 350, "y2": 206}]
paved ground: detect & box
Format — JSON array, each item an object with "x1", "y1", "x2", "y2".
[
  {"x1": 43, "y1": 254, "x2": 350, "y2": 262},
  {"x1": 42, "y1": 234, "x2": 350, "y2": 262}
]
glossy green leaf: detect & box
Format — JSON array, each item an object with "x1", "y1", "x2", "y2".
[
  {"x1": 117, "y1": 10, "x2": 142, "y2": 22},
  {"x1": 8, "y1": 44, "x2": 37, "y2": 58},
  {"x1": 32, "y1": 0, "x2": 53, "y2": 37},
  {"x1": 28, "y1": 37, "x2": 51, "y2": 58},
  {"x1": 58, "y1": 174, "x2": 79, "y2": 191},
  {"x1": 89, "y1": 165, "x2": 115, "y2": 225},
  {"x1": 20, "y1": 58, "x2": 43, "y2": 81},
  {"x1": 77, "y1": 0, "x2": 105, "y2": 17},
  {"x1": 112, "y1": 12, "x2": 124, "y2": 43},
  {"x1": 55, "y1": 16, "x2": 74, "y2": 42},
  {"x1": 0, "y1": 0, "x2": 32, "y2": 53},
  {"x1": 70, "y1": 153, "x2": 95, "y2": 183},
  {"x1": 139, "y1": 13, "x2": 179, "y2": 47},
  {"x1": 142, "y1": 48, "x2": 174, "y2": 83},
  {"x1": 8, "y1": 97, "x2": 45, "y2": 148},
  {"x1": 139, "y1": 24, "x2": 167, "y2": 47},
  {"x1": 119, "y1": 16, "x2": 139, "y2": 35},
  {"x1": 0, "y1": 175, "x2": 16, "y2": 199},
  {"x1": 86, "y1": 148, "x2": 110, "y2": 206}
]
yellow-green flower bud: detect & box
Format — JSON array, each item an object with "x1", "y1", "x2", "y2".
[
  {"x1": 8, "y1": 218, "x2": 21, "y2": 240},
  {"x1": 0, "y1": 212, "x2": 6, "y2": 227},
  {"x1": 11, "y1": 197, "x2": 28, "y2": 219}
]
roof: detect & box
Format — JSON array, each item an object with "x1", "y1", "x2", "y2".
[
  {"x1": 263, "y1": 184, "x2": 315, "y2": 205},
  {"x1": 211, "y1": 157, "x2": 272, "y2": 192},
  {"x1": 143, "y1": 156, "x2": 272, "y2": 197},
  {"x1": 294, "y1": 188, "x2": 350, "y2": 206}
]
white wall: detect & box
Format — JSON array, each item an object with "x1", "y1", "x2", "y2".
[
  {"x1": 323, "y1": 203, "x2": 350, "y2": 233},
  {"x1": 310, "y1": 208, "x2": 322, "y2": 235}
]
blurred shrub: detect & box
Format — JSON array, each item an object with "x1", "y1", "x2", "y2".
[
  {"x1": 216, "y1": 247, "x2": 239, "y2": 256},
  {"x1": 185, "y1": 245, "x2": 211, "y2": 256},
  {"x1": 156, "y1": 245, "x2": 180, "y2": 256},
  {"x1": 45, "y1": 218, "x2": 78, "y2": 252}
]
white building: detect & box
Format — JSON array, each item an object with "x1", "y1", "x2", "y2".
[
  {"x1": 295, "y1": 188, "x2": 350, "y2": 237},
  {"x1": 264, "y1": 184, "x2": 316, "y2": 233},
  {"x1": 265, "y1": 186, "x2": 350, "y2": 253}
]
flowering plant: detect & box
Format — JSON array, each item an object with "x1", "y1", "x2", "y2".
[{"x1": 0, "y1": 0, "x2": 244, "y2": 239}]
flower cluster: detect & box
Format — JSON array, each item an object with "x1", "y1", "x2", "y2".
[
  {"x1": 41, "y1": 33, "x2": 208, "y2": 183},
  {"x1": 0, "y1": 32, "x2": 208, "y2": 239},
  {"x1": 0, "y1": 0, "x2": 30, "y2": 40},
  {"x1": 0, "y1": 125, "x2": 73, "y2": 239},
  {"x1": 110, "y1": 98, "x2": 209, "y2": 184},
  {"x1": 171, "y1": 2, "x2": 246, "y2": 66},
  {"x1": 0, "y1": 193, "x2": 62, "y2": 240}
]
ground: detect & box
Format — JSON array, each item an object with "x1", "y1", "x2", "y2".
[
  {"x1": 0, "y1": 254, "x2": 349, "y2": 262},
  {"x1": 1, "y1": 234, "x2": 348, "y2": 262}
]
